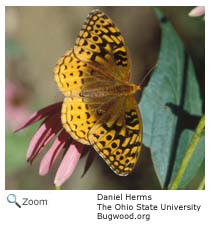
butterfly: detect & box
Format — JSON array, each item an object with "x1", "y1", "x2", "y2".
[{"x1": 54, "y1": 9, "x2": 143, "y2": 176}]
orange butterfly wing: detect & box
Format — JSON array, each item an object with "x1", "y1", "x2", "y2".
[{"x1": 54, "y1": 10, "x2": 142, "y2": 175}]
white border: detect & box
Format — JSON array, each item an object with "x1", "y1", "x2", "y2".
[
  {"x1": 0, "y1": 0, "x2": 208, "y2": 6},
  {"x1": 1, "y1": 1, "x2": 208, "y2": 225}
]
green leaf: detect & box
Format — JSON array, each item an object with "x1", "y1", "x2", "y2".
[
  {"x1": 169, "y1": 60, "x2": 204, "y2": 188},
  {"x1": 139, "y1": 10, "x2": 204, "y2": 188},
  {"x1": 170, "y1": 129, "x2": 204, "y2": 189}
]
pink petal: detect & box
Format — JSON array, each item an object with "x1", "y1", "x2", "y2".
[
  {"x1": 54, "y1": 140, "x2": 84, "y2": 186},
  {"x1": 39, "y1": 130, "x2": 70, "y2": 176},
  {"x1": 15, "y1": 102, "x2": 62, "y2": 132},
  {"x1": 27, "y1": 112, "x2": 62, "y2": 163},
  {"x1": 188, "y1": 6, "x2": 205, "y2": 17}
]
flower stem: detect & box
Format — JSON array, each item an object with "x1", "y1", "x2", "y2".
[
  {"x1": 169, "y1": 115, "x2": 205, "y2": 190},
  {"x1": 55, "y1": 185, "x2": 61, "y2": 190},
  {"x1": 197, "y1": 176, "x2": 205, "y2": 190}
]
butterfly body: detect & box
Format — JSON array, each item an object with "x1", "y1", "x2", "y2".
[
  {"x1": 81, "y1": 83, "x2": 140, "y2": 98},
  {"x1": 54, "y1": 9, "x2": 143, "y2": 176}
]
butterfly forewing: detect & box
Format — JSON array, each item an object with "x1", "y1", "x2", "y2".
[
  {"x1": 74, "y1": 9, "x2": 131, "y2": 82},
  {"x1": 54, "y1": 49, "x2": 114, "y2": 97}
]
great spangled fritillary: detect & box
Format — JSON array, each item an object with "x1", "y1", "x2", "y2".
[{"x1": 54, "y1": 9, "x2": 143, "y2": 176}]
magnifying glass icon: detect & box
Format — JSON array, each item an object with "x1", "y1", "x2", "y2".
[{"x1": 7, "y1": 194, "x2": 21, "y2": 208}]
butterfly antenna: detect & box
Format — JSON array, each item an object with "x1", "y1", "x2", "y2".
[{"x1": 139, "y1": 62, "x2": 158, "y2": 87}]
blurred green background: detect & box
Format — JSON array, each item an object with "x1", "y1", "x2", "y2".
[{"x1": 5, "y1": 6, "x2": 204, "y2": 190}]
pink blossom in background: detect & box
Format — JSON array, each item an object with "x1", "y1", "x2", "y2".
[
  {"x1": 15, "y1": 102, "x2": 95, "y2": 187},
  {"x1": 188, "y1": 6, "x2": 205, "y2": 17},
  {"x1": 6, "y1": 80, "x2": 30, "y2": 130}
]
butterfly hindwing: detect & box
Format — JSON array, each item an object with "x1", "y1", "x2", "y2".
[
  {"x1": 61, "y1": 95, "x2": 116, "y2": 145},
  {"x1": 89, "y1": 96, "x2": 142, "y2": 175}
]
